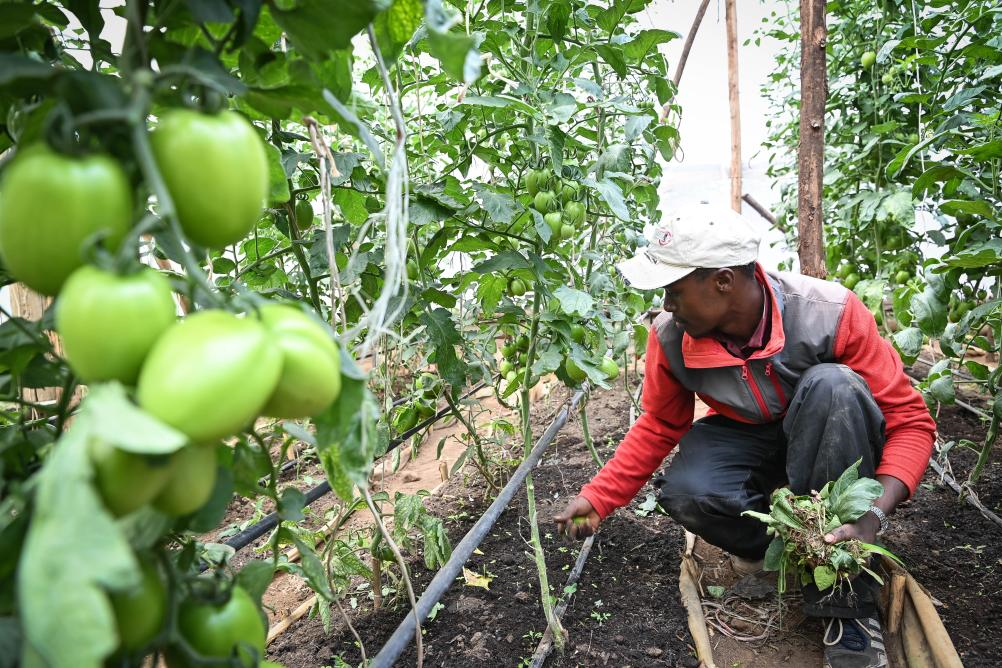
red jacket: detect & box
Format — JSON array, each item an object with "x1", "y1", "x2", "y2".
[{"x1": 580, "y1": 267, "x2": 936, "y2": 519}]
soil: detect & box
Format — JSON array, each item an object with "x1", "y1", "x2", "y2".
[
  {"x1": 256, "y1": 369, "x2": 1002, "y2": 667},
  {"x1": 267, "y1": 386, "x2": 695, "y2": 668}
]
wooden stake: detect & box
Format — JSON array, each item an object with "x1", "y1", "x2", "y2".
[
  {"x1": 725, "y1": 0, "x2": 742, "y2": 212},
  {"x1": 8, "y1": 285, "x2": 63, "y2": 416},
  {"x1": 797, "y1": 0, "x2": 828, "y2": 277}
]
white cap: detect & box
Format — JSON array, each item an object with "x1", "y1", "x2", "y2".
[{"x1": 616, "y1": 201, "x2": 762, "y2": 290}]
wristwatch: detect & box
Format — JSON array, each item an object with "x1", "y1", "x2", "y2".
[{"x1": 867, "y1": 505, "x2": 889, "y2": 534}]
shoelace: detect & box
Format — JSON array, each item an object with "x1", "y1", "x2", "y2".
[{"x1": 823, "y1": 618, "x2": 868, "y2": 652}]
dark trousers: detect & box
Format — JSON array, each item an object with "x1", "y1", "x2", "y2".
[{"x1": 655, "y1": 364, "x2": 886, "y2": 616}]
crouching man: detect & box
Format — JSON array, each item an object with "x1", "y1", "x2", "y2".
[{"x1": 554, "y1": 202, "x2": 935, "y2": 668}]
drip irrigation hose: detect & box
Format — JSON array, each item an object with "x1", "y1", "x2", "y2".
[
  {"x1": 204, "y1": 381, "x2": 489, "y2": 567},
  {"x1": 368, "y1": 388, "x2": 588, "y2": 668}
]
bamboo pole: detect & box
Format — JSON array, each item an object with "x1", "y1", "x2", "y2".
[
  {"x1": 672, "y1": 0, "x2": 711, "y2": 87},
  {"x1": 725, "y1": 0, "x2": 742, "y2": 212},
  {"x1": 797, "y1": 0, "x2": 828, "y2": 277}
]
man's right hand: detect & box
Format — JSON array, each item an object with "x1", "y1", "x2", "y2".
[{"x1": 554, "y1": 495, "x2": 601, "y2": 540}]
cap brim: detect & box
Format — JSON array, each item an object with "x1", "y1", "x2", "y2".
[{"x1": 615, "y1": 253, "x2": 695, "y2": 291}]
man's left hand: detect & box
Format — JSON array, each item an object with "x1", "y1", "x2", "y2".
[{"x1": 824, "y1": 511, "x2": 880, "y2": 546}]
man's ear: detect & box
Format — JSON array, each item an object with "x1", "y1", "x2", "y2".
[{"x1": 714, "y1": 268, "x2": 735, "y2": 293}]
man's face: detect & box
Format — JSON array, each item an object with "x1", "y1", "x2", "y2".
[{"x1": 662, "y1": 270, "x2": 732, "y2": 338}]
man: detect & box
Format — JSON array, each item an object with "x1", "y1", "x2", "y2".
[{"x1": 554, "y1": 202, "x2": 935, "y2": 668}]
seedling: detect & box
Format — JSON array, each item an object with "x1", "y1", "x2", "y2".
[{"x1": 743, "y1": 459, "x2": 901, "y2": 596}]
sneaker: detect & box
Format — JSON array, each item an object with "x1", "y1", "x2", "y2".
[
  {"x1": 823, "y1": 616, "x2": 888, "y2": 668},
  {"x1": 729, "y1": 554, "x2": 764, "y2": 577}
]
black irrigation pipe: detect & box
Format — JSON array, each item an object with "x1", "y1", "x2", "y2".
[
  {"x1": 218, "y1": 381, "x2": 490, "y2": 559},
  {"x1": 368, "y1": 387, "x2": 588, "y2": 668}
]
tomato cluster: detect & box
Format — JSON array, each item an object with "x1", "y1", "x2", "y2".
[
  {"x1": 0, "y1": 111, "x2": 337, "y2": 665},
  {"x1": 392, "y1": 372, "x2": 443, "y2": 435},
  {"x1": 526, "y1": 166, "x2": 586, "y2": 245}
]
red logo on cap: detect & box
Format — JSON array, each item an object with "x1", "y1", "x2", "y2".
[{"x1": 655, "y1": 229, "x2": 673, "y2": 246}]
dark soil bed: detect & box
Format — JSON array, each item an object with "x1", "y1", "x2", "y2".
[
  {"x1": 884, "y1": 402, "x2": 1002, "y2": 667},
  {"x1": 268, "y1": 386, "x2": 694, "y2": 667},
  {"x1": 265, "y1": 377, "x2": 1002, "y2": 667}
]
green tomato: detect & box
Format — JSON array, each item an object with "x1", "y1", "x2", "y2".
[
  {"x1": 860, "y1": 51, "x2": 877, "y2": 68},
  {"x1": 843, "y1": 273, "x2": 861, "y2": 291},
  {"x1": 406, "y1": 260, "x2": 419, "y2": 280},
  {"x1": 544, "y1": 211, "x2": 563, "y2": 239},
  {"x1": 894, "y1": 270, "x2": 911, "y2": 284},
  {"x1": 499, "y1": 360, "x2": 514, "y2": 376},
  {"x1": 152, "y1": 110, "x2": 268, "y2": 249},
  {"x1": 90, "y1": 437, "x2": 174, "y2": 517},
  {"x1": 508, "y1": 278, "x2": 527, "y2": 297},
  {"x1": 394, "y1": 406, "x2": 418, "y2": 433},
  {"x1": 501, "y1": 343, "x2": 516, "y2": 357},
  {"x1": 599, "y1": 357, "x2": 620, "y2": 381},
  {"x1": 154, "y1": 444, "x2": 218, "y2": 517},
  {"x1": 0, "y1": 145, "x2": 131, "y2": 295},
  {"x1": 515, "y1": 335, "x2": 530, "y2": 352},
  {"x1": 569, "y1": 324, "x2": 586, "y2": 344},
  {"x1": 955, "y1": 302, "x2": 971, "y2": 319},
  {"x1": 505, "y1": 370, "x2": 518, "y2": 383},
  {"x1": 881, "y1": 72, "x2": 893, "y2": 85},
  {"x1": 295, "y1": 199, "x2": 314, "y2": 229},
  {"x1": 171, "y1": 587, "x2": 266, "y2": 668},
  {"x1": 533, "y1": 190, "x2": 558, "y2": 213},
  {"x1": 560, "y1": 224, "x2": 576, "y2": 241},
  {"x1": 525, "y1": 169, "x2": 550, "y2": 197},
  {"x1": 415, "y1": 401, "x2": 436, "y2": 420},
  {"x1": 56, "y1": 266, "x2": 177, "y2": 384},
  {"x1": 257, "y1": 304, "x2": 341, "y2": 419},
  {"x1": 137, "y1": 311, "x2": 282, "y2": 443},
  {"x1": 109, "y1": 558, "x2": 167, "y2": 652},
  {"x1": 835, "y1": 263, "x2": 854, "y2": 279},
  {"x1": 560, "y1": 182, "x2": 580, "y2": 204},
  {"x1": 563, "y1": 201, "x2": 586, "y2": 226},
  {"x1": 564, "y1": 358, "x2": 587, "y2": 384}
]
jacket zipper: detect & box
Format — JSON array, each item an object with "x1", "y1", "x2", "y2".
[
  {"x1": 741, "y1": 363, "x2": 772, "y2": 421},
  {"x1": 764, "y1": 362, "x2": 788, "y2": 405}
]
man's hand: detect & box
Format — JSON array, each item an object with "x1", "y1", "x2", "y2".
[
  {"x1": 554, "y1": 495, "x2": 601, "y2": 540},
  {"x1": 824, "y1": 510, "x2": 880, "y2": 546}
]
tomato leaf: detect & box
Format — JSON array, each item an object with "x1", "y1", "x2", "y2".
[
  {"x1": 18, "y1": 402, "x2": 141, "y2": 668},
  {"x1": 813, "y1": 564, "x2": 836, "y2": 591},
  {"x1": 892, "y1": 327, "x2": 923, "y2": 365},
  {"x1": 87, "y1": 383, "x2": 188, "y2": 456},
  {"x1": 373, "y1": 0, "x2": 423, "y2": 64},
  {"x1": 553, "y1": 286, "x2": 594, "y2": 316},
  {"x1": 236, "y1": 560, "x2": 276, "y2": 605},
  {"x1": 421, "y1": 308, "x2": 468, "y2": 389},
  {"x1": 271, "y1": 0, "x2": 392, "y2": 56}
]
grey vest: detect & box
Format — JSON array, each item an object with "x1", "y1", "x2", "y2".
[{"x1": 652, "y1": 271, "x2": 849, "y2": 423}]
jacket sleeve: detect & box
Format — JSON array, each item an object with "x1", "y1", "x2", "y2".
[
  {"x1": 579, "y1": 327, "x2": 695, "y2": 518},
  {"x1": 833, "y1": 293, "x2": 936, "y2": 495}
]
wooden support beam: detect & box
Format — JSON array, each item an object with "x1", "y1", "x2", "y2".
[
  {"x1": 797, "y1": 0, "x2": 828, "y2": 277},
  {"x1": 725, "y1": 0, "x2": 742, "y2": 213}
]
